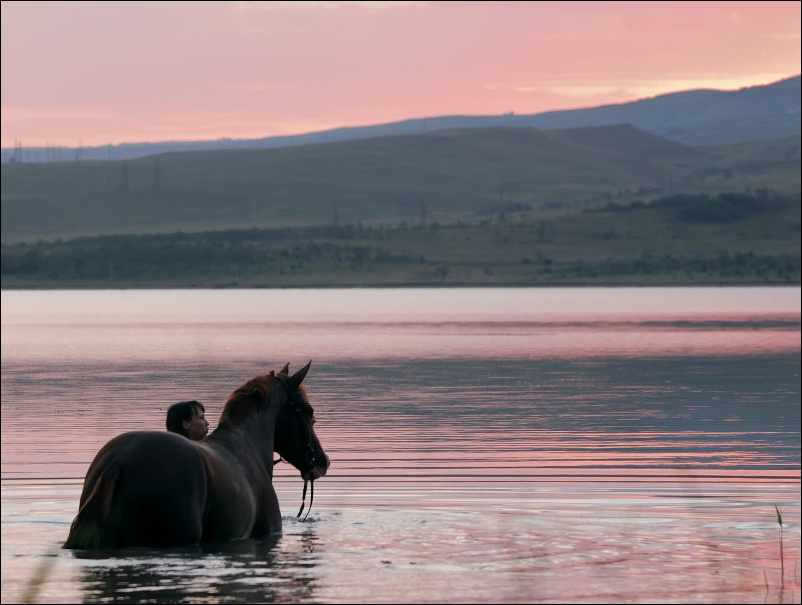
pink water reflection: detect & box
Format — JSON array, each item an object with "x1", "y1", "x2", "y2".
[
  {"x1": 2, "y1": 287, "x2": 799, "y2": 362},
  {"x1": 2, "y1": 288, "x2": 800, "y2": 604},
  {"x1": 3, "y1": 287, "x2": 800, "y2": 324}
]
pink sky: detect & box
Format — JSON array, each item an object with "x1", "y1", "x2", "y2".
[{"x1": 1, "y1": 1, "x2": 800, "y2": 149}]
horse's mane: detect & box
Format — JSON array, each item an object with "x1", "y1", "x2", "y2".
[{"x1": 218, "y1": 372, "x2": 275, "y2": 428}]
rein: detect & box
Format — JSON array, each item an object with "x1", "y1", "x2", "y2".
[{"x1": 274, "y1": 374, "x2": 317, "y2": 521}]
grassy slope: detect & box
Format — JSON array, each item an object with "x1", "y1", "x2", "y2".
[
  {"x1": 2, "y1": 126, "x2": 799, "y2": 288},
  {"x1": 3, "y1": 125, "x2": 799, "y2": 243},
  {"x1": 2, "y1": 192, "x2": 799, "y2": 288}
]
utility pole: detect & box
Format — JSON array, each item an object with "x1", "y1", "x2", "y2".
[
  {"x1": 120, "y1": 163, "x2": 130, "y2": 191},
  {"x1": 152, "y1": 158, "x2": 162, "y2": 189}
]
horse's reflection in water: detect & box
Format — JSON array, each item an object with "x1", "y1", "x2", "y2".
[
  {"x1": 73, "y1": 532, "x2": 319, "y2": 604},
  {"x1": 63, "y1": 362, "x2": 330, "y2": 549}
]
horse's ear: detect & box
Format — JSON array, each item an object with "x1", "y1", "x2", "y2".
[
  {"x1": 279, "y1": 363, "x2": 290, "y2": 376},
  {"x1": 289, "y1": 360, "x2": 312, "y2": 388}
]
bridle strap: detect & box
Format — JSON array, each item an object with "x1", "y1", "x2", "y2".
[
  {"x1": 297, "y1": 479, "x2": 314, "y2": 521},
  {"x1": 274, "y1": 374, "x2": 316, "y2": 521}
]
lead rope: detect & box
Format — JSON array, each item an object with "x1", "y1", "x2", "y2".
[
  {"x1": 297, "y1": 479, "x2": 314, "y2": 521},
  {"x1": 297, "y1": 441, "x2": 316, "y2": 521},
  {"x1": 274, "y1": 456, "x2": 314, "y2": 521}
]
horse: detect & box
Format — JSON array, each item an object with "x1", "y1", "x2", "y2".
[{"x1": 63, "y1": 361, "x2": 330, "y2": 549}]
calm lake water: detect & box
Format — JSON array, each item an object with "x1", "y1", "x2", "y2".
[{"x1": 1, "y1": 287, "x2": 800, "y2": 604}]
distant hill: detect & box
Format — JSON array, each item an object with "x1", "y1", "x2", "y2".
[
  {"x1": 500, "y1": 74, "x2": 802, "y2": 145},
  {"x1": 3, "y1": 75, "x2": 799, "y2": 164},
  {"x1": 2, "y1": 122, "x2": 799, "y2": 244}
]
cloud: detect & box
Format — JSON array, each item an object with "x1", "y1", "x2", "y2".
[
  {"x1": 225, "y1": 82, "x2": 301, "y2": 92},
  {"x1": 2, "y1": 106, "x2": 120, "y2": 122},
  {"x1": 234, "y1": 1, "x2": 424, "y2": 13}
]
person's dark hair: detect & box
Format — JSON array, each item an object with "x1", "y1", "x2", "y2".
[{"x1": 166, "y1": 400, "x2": 205, "y2": 438}]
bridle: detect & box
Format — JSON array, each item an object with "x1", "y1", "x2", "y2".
[{"x1": 273, "y1": 374, "x2": 318, "y2": 521}]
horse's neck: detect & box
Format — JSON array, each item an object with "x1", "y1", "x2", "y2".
[{"x1": 207, "y1": 421, "x2": 275, "y2": 467}]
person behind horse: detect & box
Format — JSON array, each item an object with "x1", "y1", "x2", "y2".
[{"x1": 166, "y1": 400, "x2": 209, "y2": 441}]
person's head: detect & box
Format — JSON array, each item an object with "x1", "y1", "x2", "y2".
[{"x1": 166, "y1": 400, "x2": 209, "y2": 441}]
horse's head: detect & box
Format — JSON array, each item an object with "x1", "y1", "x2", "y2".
[{"x1": 273, "y1": 361, "x2": 330, "y2": 482}]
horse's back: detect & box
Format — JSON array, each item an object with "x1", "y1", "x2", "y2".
[{"x1": 64, "y1": 431, "x2": 208, "y2": 549}]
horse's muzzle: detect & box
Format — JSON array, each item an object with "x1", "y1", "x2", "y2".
[{"x1": 304, "y1": 453, "x2": 330, "y2": 481}]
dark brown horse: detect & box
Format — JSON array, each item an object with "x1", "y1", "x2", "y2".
[{"x1": 63, "y1": 361, "x2": 330, "y2": 549}]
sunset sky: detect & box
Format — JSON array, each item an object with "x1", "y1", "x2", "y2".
[{"x1": 1, "y1": 1, "x2": 800, "y2": 149}]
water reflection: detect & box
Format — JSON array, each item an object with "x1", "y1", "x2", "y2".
[
  {"x1": 2, "y1": 288, "x2": 800, "y2": 604},
  {"x1": 2, "y1": 288, "x2": 800, "y2": 364},
  {"x1": 72, "y1": 530, "x2": 321, "y2": 604}
]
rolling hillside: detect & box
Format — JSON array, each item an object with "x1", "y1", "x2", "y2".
[
  {"x1": 3, "y1": 124, "x2": 798, "y2": 245},
  {"x1": 2, "y1": 188, "x2": 798, "y2": 288},
  {"x1": 2, "y1": 75, "x2": 798, "y2": 163}
]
